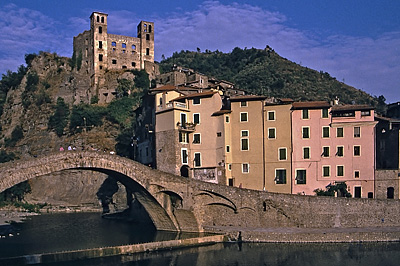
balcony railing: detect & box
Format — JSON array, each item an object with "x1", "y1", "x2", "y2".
[
  {"x1": 177, "y1": 122, "x2": 196, "y2": 132},
  {"x1": 156, "y1": 101, "x2": 188, "y2": 112}
]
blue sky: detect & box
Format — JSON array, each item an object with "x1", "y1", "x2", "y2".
[{"x1": 1, "y1": 0, "x2": 399, "y2": 102}]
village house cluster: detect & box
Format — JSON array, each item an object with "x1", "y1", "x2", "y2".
[{"x1": 75, "y1": 12, "x2": 400, "y2": 200}]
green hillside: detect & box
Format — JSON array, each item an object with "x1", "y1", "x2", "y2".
[{"x1": 159, "y1": 47, "x2": 386, "y2": 112}]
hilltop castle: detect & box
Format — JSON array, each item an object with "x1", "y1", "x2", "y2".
[{"x1": 73, "y1": 12, "x2": 157, "y2": 103}]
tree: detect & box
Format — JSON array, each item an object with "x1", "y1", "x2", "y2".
[
  {"x1": 5, "y1": 125, "x2": 24, "y2": 147},
  {"x1": 48, "y1": 97, "x2": 70, "y2": 137},
  {"x1": 314, "y1": 182, "x2": 352, "y2": 198}
]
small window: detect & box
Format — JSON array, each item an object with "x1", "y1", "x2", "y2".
[
  {"x1": 354, "y1": 127, "x2": 361, "y2": 138},
  {"x1": 302, "y1": 109, "x2": 309, "y2": 119},
  {"x1": 354, "y1": 170, "x2": 360, "y2": 178},
  {"x1": 112, "y1": 59, "x2": 117, "y2": 64},
  {"x1": 267, "y1": 111, "x2": 275, "y2": 121},
  {"x1": 99, "y1": 54, "x2": 103, "y2": 62},
  {"x1": 112, "y1": 42, "x2": 116, "y2": 47},
  {"x1": 241, "y1": 101, "x2": 247, "y2": 107},
  {"x1": 354, "y1": 146, "x2": 361, "y2": 156},
  {"x1": 193, "y1": 113, "x2": 200, "y2": 124},
  {"x1": 296, "y1": 170, "x2": 306, "y2": 184},
  {"x1": 241, "y1": 138, "x2": 249, "y2": 151},
  {"x1": 268, "y1": 128, "x2": 276, "y2": 139},
  {"x1": 322, "y1": 127, "x2": 330, "y2": 138},
  {"x1": 361, "y1": 110, "x2": 371, "y2": 116},
  {"x1": 279, "y1": 148, "x2": 287, "y2": 160},
  {"x1": 322, "y1": 146, "x2": 330, "y2": 157},
  {"x1": 99, "y1": 26, "x2": 102, "y2": 34},
  {"x1": 322, "y1": 108, "x2": 329, "y2": 118},
  {"x1": 122, "y1": 43, "x2": 126, "y2": 48},
  {"x1": 228, "y1": 178, "x2": 234, "y2": 186},
  {"x1": 275, "y1": 169, "x2": 286, "y2": 184},
  {"x1": 99, "y1": 41, "x2": 103, "y2": 49},
  {"x1": 217, "y1": 132, "x2": 222, "y2": 137},
  {"x1": 132, "y1": 44, "x2": 136, "y2": 50},
  {"x1": 148, "y1": 25, "x2": 152, "y2": 33},
  {"x1": 146, "y1": 48, "x2": 150, "y2": 55},
  {"x1": 181, "y1": 149, "x2": 188, "y2": 164},
  {"x1": 225, "y1": 116, "x2": 230, "y2": 123},
  {"x1": 179, "y1": 132, "x2": 188, "y2": 143},
  {"x1": 146, "y1": 34, "x2": 150, "y2": 40},
  {"x1": 226, "y1": 145, "x2": 230, "y2": 153},
  {"x1": 122, "y1": 50, "x2": 126, "y2": 53},
  {"x1": 242, "y1": 163, "x2": 249, "y2": 173},
  {"x1": 193, "y1": 133, "x2": 201, "y2": 144},
  {"x1": 241, "y1": 130, "x2": 249, "y2": 137},
  {"x1": 228, "y1": 164, "x2": 232, "y2": 171},
  {"x1": 303, "y1": 147, "x2": 310, "y2": 159},
  {"x1": 336, "y1": 146, "x2": 344, "y2": 157},
  {"x1": 97, "y1": 16, "x2": 99, "y2": 22},
  {"x1": 131, "y1": 62, "x2": 136, "y2": 67},
  {"x1": 302, "y1": 127, "x2": 310, "y2": 139},
  {"x1": 194, "y1": 153, "x2": 201, "y2": 167},
  {"x1": 240, "y1": 112, "x2": 248, "y2": 122},
  {"x1": 323, "y1": 166, "x2": 330, "y2": 177},
  {"x1": 122, "y1": 65, "x2": 127, "y2": 69},
  {"x1": 101, "y1": 16, "x2": 104, "y2": 23},
  {"x1": 337, "y1": 127, "x2": 344, "y2": 138},
  {"x1": 193, "y1": 97, "x2": 200, "y2": 105},
  {"x1": 337, "y1": 165, "x2": 344, "y2": 176}
]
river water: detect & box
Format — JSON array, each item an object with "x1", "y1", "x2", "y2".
[{"x1": 1, "y1": 212, "x2": 400, "y2": 265}]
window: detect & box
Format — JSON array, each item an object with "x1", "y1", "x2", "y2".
[
  {"x1": 228, "y1": 164, "x2": 232, "y2": 171},
  {"x1": 337, "y1": 165, "x2": 344, "y2": 176},
  {"x1": 148, "y1": 25, "x2": 152, "y2": 32},
  {"x1": 336, "y1": 146, "x2": 344, "y2": 157},
  {"x1": 122, "y1": 50, "x2": 126, "y2": 53},
  {"x1": 303, "y1": 147, "x2": 310, "y2": 159},
  {"x1": 179, "y1": 132, "x2": 188, "y2": 143},
  {"x1": 146, "y1": 48, "x2": 150, "y2": 55},
  {"x1": 279, "y1": 148, "x2": 287, "y2": 160},
  {"x1": 337, "y1": 127, "x2": 344, "y2": 138},
  {"x1": 228, "y1": 178, "x2": 234, "y2": 186},
  {"x1": 193, "y1": 97, "x2": 200, "y2": 105},
  {"x1": 275, "y1": 169, "x2": 286, "y2": 184},
  {"x1": 132, "y1": 45, "x2": 136, "y2": 50},
  {"x1": 354, "y1": 127, "x2": 361, "y2": 138},
  {"x1": 241, "y1": 138, "x2": 249, "y2": 151},
  {"x1": 226, "y1": 145, "x2": 230, "y2": 153},
  {"x1": 131, "y1": 62, "x2": 136, "y2": 67},
  {"x1": 99, "y1": 41, "x2": 102, "y2": 49},
  {"x1": 322, "y1": 108, "x2": 329, "y2": 118},
  {"x1": 302, "y1": 127, "x2": 310, "y2": 139},
  {"x1": 361, "y1": 110, "x2": 371, "y2": 116},
  {"x1": 322, "y1": 127, "x2": 330, "y2": 138},
  {"x1": 268, "y1": 111, "x2": 275, "y2": 121},
  {"x1": 354, "y1": 170, "x2": 360, "y2": 178},
  {"x1": 225, "y1": 116, "x2": 230, "y2": 123},
  {"x1": 99, "y1": 54, "x2": 103, "y2": 61},
  {"x1": 112, "y1": 59, "x2": 117, "y2": 64},
  {"x1": 146, "y1": 34, "x2": 150, "y2": 40},
  {"x1": 122, "y1": 65, "x2": 127, "y2": 69},
  {"x1": 194, "y1": 153, "x2": 201, "y2": 167},
  {"x1": 354, "y1": 146, "x2": 361, "y2": 156},
  {"x1": 96, "y1": 16, "x2": 99, "y2": 22},
  {"x1": 354, "y1": 187, "x2": 361, "y2": 198},
  {"x1": 181, "y1": 149, "x2": 188, "y2": 164},
  {"x1": 193, "y1": 133, "x2": 201, "y2": 144},
  {"x1": 302, "y1": 109, "x2": 309, "y2": 119},
  {"x1": 122, "y1": 43, "x2": 126, "y2": 48},
  {"x1": 193, "y1": 113, "x2": 200, "y2": 124},
  {"x1": 101, "y1": 16, "x2": 104, "y2": 23},
  {"x1": 242, "y1": 163, "x2": 249, "y2": 173},
  {"x1": 241, "y1": 101, "x2": 247, "y2": 107},
  {"x1": 323, "y1": 166, "x2": 330, "y2": 177},
  {"x1": 240, "y1": 112, "x2": 248, "y2": 122},
  {"x1": 217, "y1": 132, "x2": 222, "y2": 137},
  {"x1": 322, "y1": 146, "x2": 330, "y2": 157},
  {"x1": 98, "y1": 26, "x2": 102, "y2": 33},
  {"x1": 296, "y1": 170, "x2": 306, "y2": 184},
  {"x1": 112, "y1": 42, "x2": 116, "y2": 47},
  {"x1": 268, "y1": 128, "x2": 276, "y2": 139}
]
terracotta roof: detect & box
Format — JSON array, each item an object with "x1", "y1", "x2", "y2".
[
  {"x1": 291, "y1": 101, "x2": 331, "y2": 110},
  {"x1": 212, "y1": 109, "x2": 232, "y2": 116},
  {"x1": 172, "y1": 91, "x2": 216, "y2": 101},
  {"x1": 331, "y1": 104, "x2": 374, "y2": 112},
  {"x1": 230, "y1": 95, "x2": 267, "y2": 102}
]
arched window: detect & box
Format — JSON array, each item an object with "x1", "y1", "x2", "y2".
[
  {"x1": 101, "y1": 17, "x2": 104, "y2": 23},
  {"x1": 132, "y1": 44, "x2": 136, "y2": 50},
  {"x1": 122, "y1": 43, "x2": 126, "y2": 48}
]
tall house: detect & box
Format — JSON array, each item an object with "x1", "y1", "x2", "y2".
[
  {"x1": 153, "y1": 85, "x2": 225, "y2": 183},
  {"x1": 264, "y1": 100, "x2": 293, "y2": 193},
  {"x1": 73, "y1": 12, "x2": 155, "y2": 103},
  {"x1": 226, "y1": 96, "x2": 266, "y2": 190},
  {"x1": 291, "y1": 102, "x2": 376, "y2": 198}
]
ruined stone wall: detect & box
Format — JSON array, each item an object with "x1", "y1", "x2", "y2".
[{"x1": 155, "y1": 130, "x2": 180, "y2": 175}]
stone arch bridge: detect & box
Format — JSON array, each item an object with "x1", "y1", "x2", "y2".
[{"x1": 1, "y1": 152, "x2": 400, "y2": 234}]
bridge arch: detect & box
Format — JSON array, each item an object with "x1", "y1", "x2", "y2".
[{"x1": 0, "y1": 152, "x2": 181, "y2": 231}]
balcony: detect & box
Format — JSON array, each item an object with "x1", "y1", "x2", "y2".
[
  {"x1": 156, "y1": 101, "x2": 188, "y2": 112},
  {"x1": 177, "y1": 122, "x2": 196, "y2": 132}
]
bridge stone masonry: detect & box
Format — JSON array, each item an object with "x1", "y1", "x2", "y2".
[{"x1": 1, "y1": 151, "x2": 400, "y2": 242}]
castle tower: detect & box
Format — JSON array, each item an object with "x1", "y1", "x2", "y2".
[
  {"x1": 90, "y1": 12, "x2": 108, "y2": 88},
  {"x1": 137, "y1": 21, "x2": 155, "y2": 69}
]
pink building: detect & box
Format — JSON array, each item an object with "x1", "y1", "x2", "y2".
[{"x1": 291, "y1": 102, "x2": 376, "y2": 198}]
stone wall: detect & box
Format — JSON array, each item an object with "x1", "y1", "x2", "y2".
[{"x1": 375, "y1": 169, "x2": 400, "y2": 199}]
